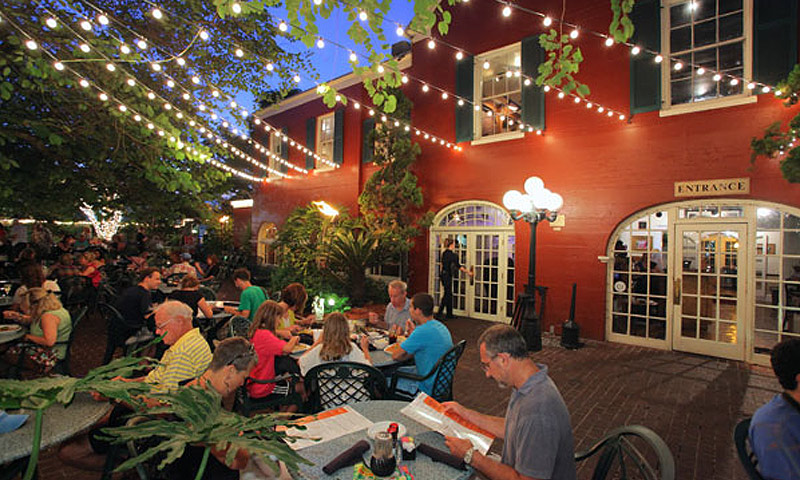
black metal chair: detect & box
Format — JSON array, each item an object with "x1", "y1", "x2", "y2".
[
  {"x1": 99, "y1": 302, "x2": 154, "y2": 364},
  {"x1": 52, "y1": 305, "x2": 88, "y2": 376},
  {"x1": 58, "y1": 275, "x2": 95, "y2": 309},
  {"x1": 233, "y1": 373, "x2": 303, "y2": 416},
  {"x1": 389, "y1": 340, "x2": 466, "y2": 402},
  {"x1": 304, "y1": 361, "x2": 387, "y2": 413},
  {"x1": 575, "y1": 425, "x2": 675, "y2": 480},
  {"x1": 734, "y1": 417, "x2": 765, "y2": 480}
]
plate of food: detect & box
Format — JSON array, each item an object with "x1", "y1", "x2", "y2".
[
  {"x1": 292, "y1": 344, "x2": 310, "y2": 354},
  {"x1": 0, "y1": 324, "x2": 22, "y2": 334},
  {"x1": 367, "y1": 421, "x2": 407, "y2": 440},
  {"x1": 383, "y1": 343, "x2": 402, "y2": 355}
]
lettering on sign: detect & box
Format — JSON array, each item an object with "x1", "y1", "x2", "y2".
[{"x1": 674, "y1": 178, "x2": 750, "y2": 197}]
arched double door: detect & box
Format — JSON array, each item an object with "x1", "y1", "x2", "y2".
[
  {"x1": 429, "y1": 201, "x2": 516, "y2": 322},
  {"x1": 606, "y1": 200, "x2": 800, "y2": 364}
]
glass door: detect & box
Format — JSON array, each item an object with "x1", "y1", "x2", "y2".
[{"x1": 673, "y1": 223, "x2": 747, "y2": 360}]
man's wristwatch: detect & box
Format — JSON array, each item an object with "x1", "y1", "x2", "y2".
[{"x1": 463, "y1": 446, "x2": 476, "y2": 465}]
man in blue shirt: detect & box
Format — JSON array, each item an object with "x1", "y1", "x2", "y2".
[
  {"x1": 750, "y1": 337, "x2": 800, "y2": 480},
  {"x1": 391, "y1": 292, "x2": 452, "y2": 395}
]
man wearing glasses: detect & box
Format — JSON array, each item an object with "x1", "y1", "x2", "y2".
[{"x1": 443, "y1": 325, "x2": 575, "y2": 480}]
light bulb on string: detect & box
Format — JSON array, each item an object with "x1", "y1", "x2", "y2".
[
  {"x1": 98, "y1": 92, "x2": 108, "y2": 101},
  {"x1": 120, "y1": 44, "x2": 130, "y2": 54},
  {"x1": 147, "y1": 92, "x2": 155, "y2": 99},
  {"x1": 396, "y1": 25, "x2": 404, "y2": 37},
  {"x1": 79, "y1": 79, "x2": 89, "y2": 88},
  {"x1": 97, "y1": 14, "x2": 109, "y2": 25},
  {"x1": 713, "y1": 73, "x2": 721, "y2": 81},
  {"x1": 401, "y1": 75, "x2": 409, "y2": 83},
  {"x1": 349, "y1": 51, "x2": 357, "y2": 62},
  {"x1": 212, "y1": 90, "x2": 220, "y2": 97},
  {"x1": 266, "y1": 62, "x2": 274, "y2": 71},
  {"x1": 176, "y1": 57, "x2": 186, "y2": 66},
  {"x1": 570, "y1": 29, "x2": 579, "y2": 39},
  {"x1": 442, "y1": 92, "x2": 448, "y2": 99},
  {"x1": 523, "y1": 78, "x2": 531, "y2": 86},
  {"x1": 730, "y1": 78, "x2": 739, "y2": 86},
  {"x1": 631, "y1": 46, "x2": 640, "y2": 55},
  {"x1": 182, "y1": 92, "x2": 190, "y2": 100},
  {"x1": 696, "y1": 67, "x2": 705, "y2": 75},
  {"x1": 106, "y1": 63, "x2": 116, "y2": 72},
  {"x1": 136, "y1": 39, "x2": 147, "y2": 49},
  {"x1": 293, "y1": 74, "x2": 301, "y2": 83},
  {"x1": 427, "y1": 39, "x2": 435, "y2": 49},
  {"x1": 483, "y1": 60, "x2": 490, "y2": 69},
  {"x1": 654, "y1": 55, "x2": 663, "y2": 63},
  {"x1": 604, "y1": 37, "x2": 614, "y2": 47},
  {"x1": 422, "y1": 84, "x2": 429, "y2": 92},
  {"x1": 25, "y1": 39, "x2": 37, "y2": 50},
  {"x1": 151, "y1": 8, "x2": 163, "y2": 19},
  {"x1": 747, "y1": 82, "x2": 755, "y2": 90},
  {"x1": 502, "y1": 5, "x2": 511, "y2": 17},
  {"x1": 80, "y1": 20, "x2": 92, "y2": 31},
  {"x1": 316, "y1": 38, "x2": 325, "y2": 49},
  {"x1": 79, "y1": 43, "x2": 90, "y2": 52},
  {"x1": 359, "y1": 11, "x2": 368, "y2": 21},
  {"x1": 53, "y1": 61, "x2": 64, "y2": 70},
  {"x1": 458, "y1": 99, "x2": 464, "y2": 106},
  {"x1": 543, "y1": 16, "x2": 552, "y2": 26},
  {"x1": 674, "y1": 62, "x2": 683, "y2": 70},
  {"x1": 191, "y1": 75, "x2": 200, "y2": 84},
  {"x1": 377, "y1": 65, "x2": 384, "y2": 73},
  {"x1": 762, "y1": 86, "x2": 770, "y2": 93},
  {"x1": 235, "y1": 48, "x2": 244, "y2": 57},
  {"x1": 199, "y1": 30, "x2": 209, "y2": 40},
  {"x1": 231, "y1": 3, "x2": 241, "y2": 14},
  {"x1": 456, "y1": 51, "x2": 464, "y2": 60},
  {"x1": 279, "y1": 22, "x2": 288, "y2": 32},
  {"x1": 151, "y1": 62, "x2": 161, "y2": 71},
  {"x1": 45, "y1": 17, "x2": 57, "y2": 28}
]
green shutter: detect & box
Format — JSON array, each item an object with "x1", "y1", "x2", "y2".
[
  {"x1": 754, "y1": 0, "x2": 798, "y2": 88},
  {"x1": 334, "y1": 110, "x2": 344, "y2": 165},
  {"x1": 362, "y1": 117, "x2": 375, "y2": 163},
  {"x1": 629, "y1": 0, "x2": 661, "y2": 114},
  {"x1": 455, "y1": 54, "x2": 474, "y2": 143},
  {"x1": 280, "y1": 127, "x2": 288, "y2": 173},
  {"x1": 305, "y1": 118, "x2": 315, "y2": 170},
  {"x1": 521, "y1": 36, "x2": 545, "y2": 130}
]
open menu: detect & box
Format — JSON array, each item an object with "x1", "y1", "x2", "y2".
[
  {"x1": 400, "y1": 393, "x2": 494, "y2": 454},
  {"x1": 284, "y1": 406, "x2": 374, "y2": 451}
]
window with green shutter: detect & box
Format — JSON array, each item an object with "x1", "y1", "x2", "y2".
[
  {"x1": 455, "y1": 55, "x2": 474, "y2": 143},
  {"x1": 753, "y1": 0, "x2": 797, "y2": 87},
  {"x1": 472, "y1": 43, "x2": 526, "y2": 142},
  {"x1": 334, "y1": 109, "x2": 344, "y2": 165},
  {"x1": 521, "y1": 35, "x2": 545, "y2": 130},
  {"x1": 280, "y1": 127, "x2": 289, "y2": 174},
  {"x1": 305, "y1": 118, "x2": 315, "y2": 170},
  {"x1": 630, "y1": 0, "x2": 661, "y2": 114},
  {"x1": 362, "y1": 117, "x2": 375, "y2": 163}
]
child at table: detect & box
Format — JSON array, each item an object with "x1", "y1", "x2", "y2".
[{"x1": 247, "y1": 301, "x2": 301, "y2": 408}]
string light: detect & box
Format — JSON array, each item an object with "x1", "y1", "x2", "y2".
[
  {"x1": 427, "y1": 39, "x2": 435, "y2": 49},
  {"x1": 80, "y1": 20, "x2": 91, "y2": 31},
  {"x1": 151, "y1": 8, "x2": 163, "y2": 19},
  {"x1": 502, "y1": 5, "x2": 511, "y2": 17},
  {"x1": 45, "y1": 17, "x2": 57, "y2": 28},
  {"x1": 97, "y1": 14, "x2": 109, "y2": 25},
  {"x1": 25, "y1": 39, "x2": 37, "y2": 50}
]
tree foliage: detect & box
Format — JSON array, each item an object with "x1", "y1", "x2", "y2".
[{"x1": 751, "y1": 64, "x2": 800, "y2": 183}]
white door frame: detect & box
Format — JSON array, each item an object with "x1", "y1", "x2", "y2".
[{"x1": 429, "y1": 201, "x2": 515, "y2": 322}]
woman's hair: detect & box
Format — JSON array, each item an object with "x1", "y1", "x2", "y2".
[
  {"x1": 320, "y1": 313, "x2": 353, "y2": 361},
  {"x1": 180, "y1": 275, "x2": 200, "y2": 289},
  {"x1": 208, "y1": 337, "x2": 258, "y2": 372},
  {"x1": 19, "y1": 263, "x2": 45, "y2": 289},
  {"x1": 281, "y1": 283, "x2": 308, "y2": 313},
  {"x1": 248, "y1": 300, "x2": 284, "y2": 338},
  {"x1": 27, "y1": 287, "x2": 63, "y2": 321}
]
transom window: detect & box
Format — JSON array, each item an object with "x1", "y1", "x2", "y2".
[
  {"x1": 664, "y1": 0, "x2": 750, "y2": 108},
  {"x1": 316, "y1": 112, "x2": 335, "y2": 171},
  {"x1": 474, "y1": 44, "x2": 522, "y2": 139},
  {"x1": 435, "y1": 203, "x2": 513, "y2": 228}
]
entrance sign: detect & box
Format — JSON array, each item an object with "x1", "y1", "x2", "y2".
[{"x1": 674, "y1": 178, "x2": 749, "y2": 197}]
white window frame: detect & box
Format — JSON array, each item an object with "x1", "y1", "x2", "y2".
[
  {"x1": 660, "y1": 0, "x2": 755, "y2": 117},
  {"x1": 268, "y1": 131, "x2": 282, "y2": 178},
  {"x1": 316, "y1": 112, "x2": 335, "y2": 171},
  {"x1": 471, "y1": 42, "x2": 525, "y2": 144}
]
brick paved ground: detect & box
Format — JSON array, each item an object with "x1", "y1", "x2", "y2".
[{"x1": 26, "y1": 307, "x2": 779, "y2": 480}]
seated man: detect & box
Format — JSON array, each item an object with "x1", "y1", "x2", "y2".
[
  {"x1": 391, "y1": 292, "x2": 453, "y2": 396},
  {"x1": 444, "y1": 324, "x2": 575, "y2": 480},
  {"x1": 102, "y1": 267, "x2": 161, "y2": 364},
  {"x1": 165, "y1": 252, "x2": 199, "y2": 279},
  {"x1": 749, "y1": 337, "x2": 800, "y2": 480},
  {"x1": 368, "y1": 280, "x2": 411, "y2": 334},
  {"x1": 224, "y1": 268, "x2": 266, "y2": 322},
  {"x1": 59, "y1": 300, "x2": 212, "y2": 470}
]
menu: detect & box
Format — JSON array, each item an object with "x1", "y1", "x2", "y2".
[
  {"x1": 284, "y1": 406, "x2": 374, "y2": 450},
  {"x1": 400, "y1": 393, "x2": 495, "y2": 454}
]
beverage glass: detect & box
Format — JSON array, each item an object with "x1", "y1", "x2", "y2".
[{"x1": 370, "y1": 432, "x2": 396, "y2": 477}]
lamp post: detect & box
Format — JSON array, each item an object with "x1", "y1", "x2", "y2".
[{"x1": 503, "y1": 176, "x2": 563, "y2": 351}]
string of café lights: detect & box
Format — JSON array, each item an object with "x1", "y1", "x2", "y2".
[
  {"x1": 62, "y1": 0, "x2": 462, "y2": 161},
  {"x1": 0, "y1": 11, "x2": 272, "y2": 183},
  {"x1": 23, "y1": 6, "x2": 291, "y2": 180},
  {"x1": 40, "y1": 0, "x2": 320, "y2": 172}
]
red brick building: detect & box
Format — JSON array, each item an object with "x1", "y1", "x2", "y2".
[{"x1": 252, "y1": 0, "x2": 800, "y2": 365}]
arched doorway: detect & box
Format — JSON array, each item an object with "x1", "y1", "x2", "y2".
[
  {"x1": 429, "y1": 201, "x2": 516, "y2": 322},
  {"x1": 605, "y1": 199, "x2": 800, "y2": 364},
  {"x1": 256, "y1": 222, "x2": 278, "y2": 265}
]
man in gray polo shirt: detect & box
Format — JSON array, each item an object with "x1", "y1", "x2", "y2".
[
  {"x1": 443, "y1": 325, "x2": 575, "y2": 480},
  {"x1": 368, "y1": 280, "x2": 411, "y2": 334}
]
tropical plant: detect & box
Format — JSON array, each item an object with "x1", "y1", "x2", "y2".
[
  {"x1": 0, "y1": 356, "x2": 156, "y2": 480},
  {"x1": 323, "y1": 228, "x2": 386, "y2": 305},
  {"x1": 103, "y1": 386, "x2": 309, "y2": 480}
]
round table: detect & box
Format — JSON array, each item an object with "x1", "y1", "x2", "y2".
[
  {"x1": 0, "y1": 328, "x2": 25, "y2": 345},
  {"x1": 0, "y1": 391, "x2": 111, "y2": 464},
  {"x1": 295, "y1": 400, "x2": 472, "y2": 480}
]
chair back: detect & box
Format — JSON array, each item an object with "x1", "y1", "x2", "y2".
[
  {"x1": 59, "y1": 275, "x2": 93, "y2": 306},
  {"x1": 428, "y1": 340, "x2": 467, "y2": 402},
  {"x1": 98, "y1": 301, "x2": 130, "y2": 328},
  {"x1": 53, "y1": 305, "x2": 88, "y2": 376},
  {"x1": 304, "y1": 361, "x2": 387, "y2": 413},
  {"x1": 734, "y1": 418, "x2": 765, "y2": 480},
  {"x1": 575, "y1": 425, "x2": 675, "y2": 480}
]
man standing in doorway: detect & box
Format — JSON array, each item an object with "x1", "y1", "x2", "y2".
[
  {"x1": 438, "y1": 238, "x2": 473, "y2": 320},
  {"x1": 443, "y1": 324, "x2": 576, "y2": 480}
]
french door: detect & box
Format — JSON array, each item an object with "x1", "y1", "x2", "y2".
[{"x1": 673, "y1": 223, "x2": 747, "y2": 360}]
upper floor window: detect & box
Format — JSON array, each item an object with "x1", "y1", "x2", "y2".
[
  {"x1": 663, "y1": 0, "x2": 751, "y2": 111},
  {"x1": 268, "y1": 131, "x2": 282, "y2": 178},
  {"x1": 316, "y1": 112, "x2": 335, "y2": 171},
  {"x1": 474, "y1": 44, "x2": 523, "y2": 140}
]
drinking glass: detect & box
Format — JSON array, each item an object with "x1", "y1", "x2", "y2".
[{"x1": 370, "y1": 431, "x2": 396, "y2": 477}]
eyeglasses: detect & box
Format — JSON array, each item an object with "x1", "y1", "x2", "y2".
[
  {"x1": 480, "y1": 354, "x2": 499, "y2": 373},
  {"x1": 155, "y1": 317, "x2": 175, "y2": 330},
  {"x1": 227, "y1": 344, "x2": 257, "y2": 367}
]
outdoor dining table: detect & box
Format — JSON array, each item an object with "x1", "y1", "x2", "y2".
[
  {"x1": 0, "y1": 326, "x2": 25, "y2": 345},
  {"x1": 295, "y1": 400, "x2": 472, "y2": 480},
  {"x1": 0, "y1": 391, "x2": 111, "y2": 465}
]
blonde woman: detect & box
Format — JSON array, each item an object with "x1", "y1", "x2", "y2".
[
  {"x1": 4, "y1": 287, "x2": 72, "y2": 375},
  {"x1": 298, "y1": 313, "x2": 371, "y2": 376},
  {"x1": 247, "y1": 300, "x2": 300, "y2": 399}
]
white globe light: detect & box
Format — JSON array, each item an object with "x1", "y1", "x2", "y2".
[
  {"x1": 520, "y1": 194, "x2": 536, "y2": 212},
  {"x1": 532, "y1": 189, "x2": 551, "y2": 209},
  {"x1": 502, "y1": 190, "x2": 524, "y2": 211},
  {"x1": 524, "y1": 176, "x2": 544, "y2": 195},
  {"x1": 549, "y1": 193, "x2": 563, "y2": 211}
]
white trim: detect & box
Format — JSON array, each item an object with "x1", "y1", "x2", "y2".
[
  {"x1": 256, "y1": 55, "x2": 412, "y2": 119},
  {"x1": 431, "y1": 200, "x2": 515, "y2": 231},
  {"x1": 659, "y1": 0, "x2": 753, "y2": 115},
  {"x1": 315, "y1": 112, "x2": 335, "y2": 171},
  {"x1": 470, "y1": 131, "x2": 525, "y2": 146}
]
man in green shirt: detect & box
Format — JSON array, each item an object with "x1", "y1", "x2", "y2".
[{"x1": 224, "y1": 268, "x2": 266, "y2": 321}]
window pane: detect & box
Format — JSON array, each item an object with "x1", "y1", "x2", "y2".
[
  {"x1": 694, "y1": 0, "x2": 716, "y2": 21},
  {"x1": 671, "y1": 26, "x2": 692, "y2": 52},
  {"x1": 672, "y1": 78, "x2": 693, "y2": 104},
  {"x1": 719, "y1": 12, "x2": 743, "y2": 41},
  {"x1": 719, "y1": 43, "x2": 743, "y2": 71},
  {"x1": 719, "y1": 0, "x2": 742, "y2": 15},
  {"x1": 693, "y1": 19, "x2": 716, "y2": 48},
  {"x1": 671, "y1": 4, "x2": 691, "y2": 26},
  {"x1": 785, "y1": 213, "x2": 800, "y2": 229},
  {"x1": 757, "y1": 208, "x2": 780, "y2": 228}
]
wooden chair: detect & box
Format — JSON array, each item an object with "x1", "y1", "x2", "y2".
[
  {"x1": 304, "y1": 362, "x2": 387, "y2": 413},
  {"x1": 734, "y1": 418, "x2": 765, "y2": 480},
  {"x1": 575, "y1": 425, "x2": 675, "y2": 480},
  {"x1": 233, "y1": 373, "x2": 303, "y2": 416},
  {"x1": 389, "y1": 340, "x2": 466, "y2": 402}
]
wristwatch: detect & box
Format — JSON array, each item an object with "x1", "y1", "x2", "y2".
[{"x1": 463, "y1": 446, "x2": 476, "y2": 465}]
